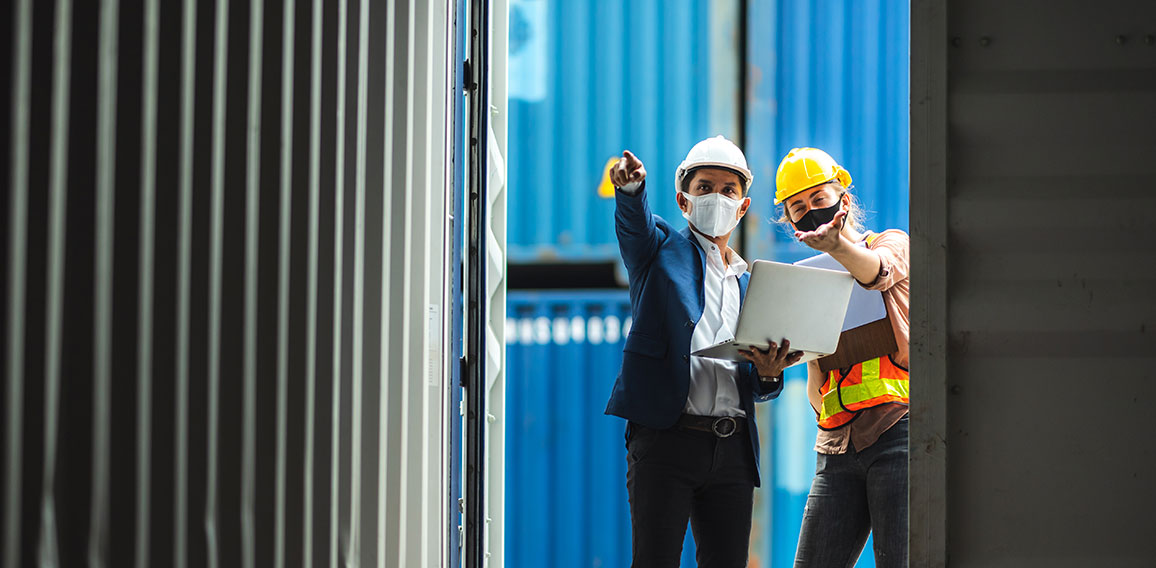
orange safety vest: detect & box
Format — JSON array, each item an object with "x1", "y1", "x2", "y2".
[
  {"x1": 817, "y1": 354, "x2": 910, "y2": 430},
  {"x1": 816, "y1": 231, "x2": 909, "y2": 430}
]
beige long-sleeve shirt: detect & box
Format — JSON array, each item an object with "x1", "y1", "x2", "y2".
[{"x1": 809, "y1": 229, "x2": 910, "y2": 454}]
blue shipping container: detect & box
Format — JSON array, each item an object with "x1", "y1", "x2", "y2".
[
  {"x1": 743, "y1": 0, "x2": 910, "y2": 265},
  {"x1": 507, "y1": 0, "x2": 909, "y2": 268},
  {"x1": 507, "y1": 0, "x2": 742, "y2": 263},
  {"x1": 505, "y1": 291, "x2": 701, "y2": 567}
]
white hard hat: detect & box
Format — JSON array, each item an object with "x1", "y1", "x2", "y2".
[{"x1": 674, "y1": 135, "x2": 753, "y2": 194}]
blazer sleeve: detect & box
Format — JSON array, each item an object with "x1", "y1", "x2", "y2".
[
  {"x1": 614, "y1": 181, "x2": 665, "y2": 274},
  {"x1": 747, "y1": 363, "x2": 785, "y2": 402}
]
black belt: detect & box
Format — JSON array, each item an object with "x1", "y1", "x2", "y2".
[{"x1": 676, "y1": 413, "x2": 746, "y2": 438}]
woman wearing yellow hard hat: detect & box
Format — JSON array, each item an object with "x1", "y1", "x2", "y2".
[{"x1": 745, "y1": 147, "x2": 910, "y2": 567}]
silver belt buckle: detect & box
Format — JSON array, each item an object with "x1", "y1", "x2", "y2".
[{"x1": 711, "y1": 416, "x2": 737, "y2": 438}]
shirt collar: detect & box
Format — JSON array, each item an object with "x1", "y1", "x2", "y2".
[{"x1": 690, "y1": 230, "x2": 747, "y2": 275}]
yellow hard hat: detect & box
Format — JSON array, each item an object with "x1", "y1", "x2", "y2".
[{"x1": 774, "y1": 147, "x2": 852, "y2": 204}]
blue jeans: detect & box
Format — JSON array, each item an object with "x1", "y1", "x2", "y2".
[{"x1": 794, "y1": 415, "x2": 908, "y2": 568}]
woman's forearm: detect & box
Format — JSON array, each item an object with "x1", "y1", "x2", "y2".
[{"x1": 827, "y1": 236, "x2": 882, "y2": 285}]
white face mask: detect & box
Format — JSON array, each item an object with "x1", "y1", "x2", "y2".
[{"x1": 680, "y1": 192, "x2": 746, "y2": 237}]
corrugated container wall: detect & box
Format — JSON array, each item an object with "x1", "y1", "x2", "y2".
[
  {"x1": 506, "y1": 0, "x2": 742, "y2": 263},
  {"x1": 743, "y1": 0, "x2": 910, "y2": 264},
  {"x1": 909, "y1": 1, "x2": 1156, "y2": 565},
  {"x1": 0, "y1": 0, "x2": 456, "y2": 566}
]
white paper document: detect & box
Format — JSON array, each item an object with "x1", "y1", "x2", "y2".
[{"x1": 794, "y1": 252, "x2": 887, "y2": 331}]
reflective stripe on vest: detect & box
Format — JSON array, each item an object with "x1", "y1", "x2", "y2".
[{"x1": 818, "y1": 355, "x2": 909, "y2": 430}]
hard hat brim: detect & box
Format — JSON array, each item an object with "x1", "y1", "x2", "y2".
[
  {"x1": 774, "y1": 179, "x2": 833, "y2": 205},
  {"x1": 677, "y1": 162, "x2": 753, "y2": 189},
  {"x1": 773, "y1": 169, "x2": 852, "y2": 205}
]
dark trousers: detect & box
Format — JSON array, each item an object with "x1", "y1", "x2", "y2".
[
  {"x1": 625, "y1": 422, "x2": 756, "y2": 568},
  {"x1": 794, "y1": 415, "x2": 909, "y2": 568}
]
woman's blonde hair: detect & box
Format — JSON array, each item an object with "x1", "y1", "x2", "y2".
[{"x1": 776, "y1": 182, "x2": 868, "y2": 232}]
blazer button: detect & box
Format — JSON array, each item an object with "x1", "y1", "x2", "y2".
[
  {"x1": 682, "y1": 354, "x2": 689, "y2": 362},
  {"x1": 685, "y1": 320, "x2": 693, "y2": 327}
]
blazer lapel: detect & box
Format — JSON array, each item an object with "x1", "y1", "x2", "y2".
[{"x1": 679, "y1": 227, "x2": 707, "y2": 321}]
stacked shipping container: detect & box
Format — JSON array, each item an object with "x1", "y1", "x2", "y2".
[
  {"x1": 744, "y1": 0, "x2": 911, "y2": 264},
  {"x1": 506, "y1": 0, "x2": 741, "y2": 264},
  {"x1": 506, "y1": 291, "x2": 698, "y2": 567}
]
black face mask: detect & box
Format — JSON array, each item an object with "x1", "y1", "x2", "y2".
[{"x1": 792, "y1": 201, "x2": 843, "y2": 232}]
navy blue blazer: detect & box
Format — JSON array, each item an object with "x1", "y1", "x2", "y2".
[{"x1": 604, "y1": 182, "x2": 783, "y2": 486}]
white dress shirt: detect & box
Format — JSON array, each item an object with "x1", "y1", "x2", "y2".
[{"x1": 686, "y1": 231, "x2": 747, "y2": 418}]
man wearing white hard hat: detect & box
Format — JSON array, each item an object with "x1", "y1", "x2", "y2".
[{"x1": 604, "y1": 136, "x2": 796, "y2": 566}]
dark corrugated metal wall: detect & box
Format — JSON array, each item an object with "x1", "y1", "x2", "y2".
[
  {"x1": 1, "y1": 0, "x2": 451, "y2": 566},
  {"x1": 910, "y1": 0, "x2": 1156, "y2": 565}
]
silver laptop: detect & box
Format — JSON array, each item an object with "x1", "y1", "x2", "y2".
[{"x1": 691, "y1": 259, "x2": 854, "y2": 366}]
